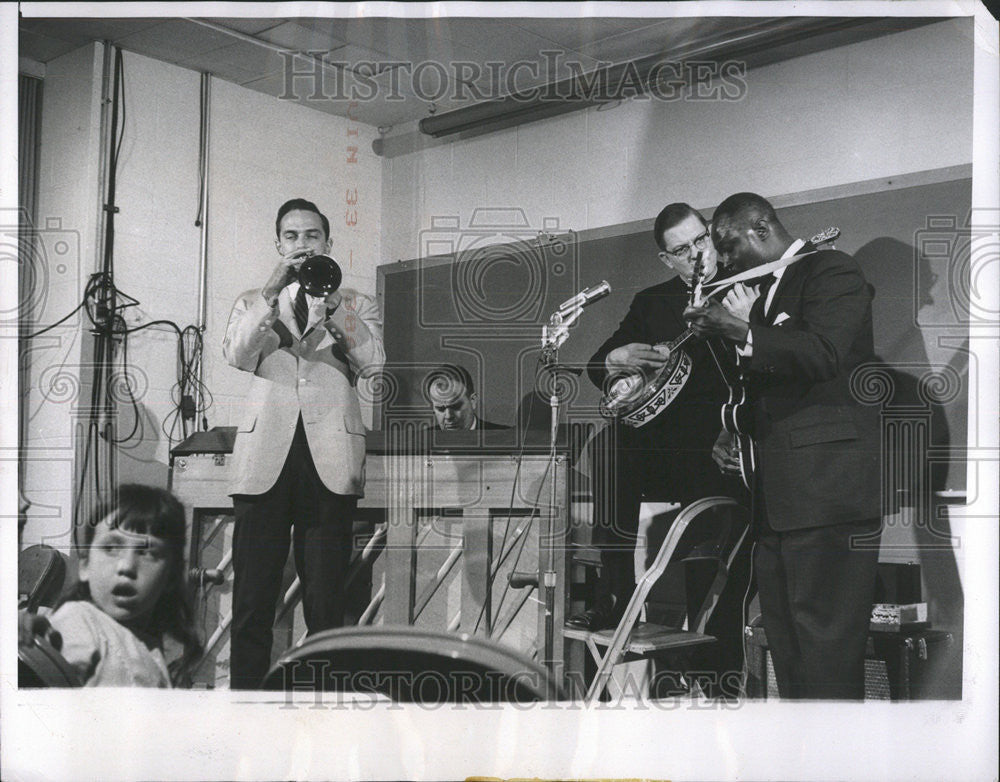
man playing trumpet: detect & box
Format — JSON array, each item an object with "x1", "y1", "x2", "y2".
[{"x1": 223, "y1": 198, "x2": 385, "y2": 689}]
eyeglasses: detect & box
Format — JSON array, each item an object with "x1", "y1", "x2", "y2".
[{"x1": 664, "y1": 231, "x2": 711, "y2": 260}]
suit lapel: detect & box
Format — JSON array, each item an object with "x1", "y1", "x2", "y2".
[
  {"x1": 304, "y1": 301, "x2": 326, "y2": 338},
  {"x1": 764, "y1": 241, "x2": 815, "y2": 325},
  {"x1": 265, "y1": 289, "x2": 296, "y2": 347}
]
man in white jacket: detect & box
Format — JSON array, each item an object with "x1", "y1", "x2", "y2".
[{"x1": 223, "y1": 198, "x2": 385, "y2": 689}]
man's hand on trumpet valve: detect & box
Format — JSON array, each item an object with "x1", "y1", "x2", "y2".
[{"x1": 262, "y1": 248, "x2": 314, "y2": 305}]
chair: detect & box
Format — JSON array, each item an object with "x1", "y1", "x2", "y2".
[
  {"x1": 19, "y1": 635, "x2": 83, "y2": 688},
  {"x1": 261, "y1": 625, "x2": 562, "y2": 703},
  {"x1": 18, "y1": 544, "x2": 68, "y2": 611},
  {"x1": 563, "y1": 496, "x2": 750, "y2": 703}
]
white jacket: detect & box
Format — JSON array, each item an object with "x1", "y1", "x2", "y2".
[{"x1": 223, "y1": 285, "x2": 385, "y2": 497}]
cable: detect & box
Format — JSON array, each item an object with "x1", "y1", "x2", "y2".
[
  {"x1": 108, "y1": 314, "x2": 143, "y2": 445},
  {"x1": 124, "y1": 319, "x2": 184, "y2": 337},
  {"x1": 21, "y1": 302, "x2": 86, "y2": 339}
]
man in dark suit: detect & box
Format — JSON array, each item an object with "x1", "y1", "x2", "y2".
[
  {"x1": 568, "y1": 203, "x2": 744, "y2": 648},
  {"x1": 423, "y1": 364, "x2": 506, "y2": 430},
  {"x1": 685, "y1": 192, "x2": 882, "y2": 699}
]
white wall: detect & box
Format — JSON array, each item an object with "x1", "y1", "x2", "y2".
[
  {"x1": 102, "y1": 51, "x2": 204, "y2": 488},
  {"x1": 21, "y1": 46, "x2": 382, "y2": 547},
  {"x1": 380, "y1": 19, "x2": 974, "y2": 263},
  {"x1": 204, "y1": 76, "x2": 382, "y2": 432},
  {"x1": 22, "y1": 43, "x2": 105, "y2": 547}
]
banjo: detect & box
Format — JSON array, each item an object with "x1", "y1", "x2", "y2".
[
  {"x1": 599, "y1": 255, "x2": 711, "y2": 427},
  {"x1": 600, "y1": 227, "x2": 841, "y2": 428}
]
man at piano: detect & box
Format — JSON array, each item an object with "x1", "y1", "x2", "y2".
[
  {"x1": 684, "y1": 192, "x2": 881, "y2": 699},
  {"x1": 423, "y1": 364, "x2": 507, "y2": 431},
  {"x1": 569, "y1": 203, "x2": 746, "y2": 693}
]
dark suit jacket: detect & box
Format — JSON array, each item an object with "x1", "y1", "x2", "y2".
[
  {"x1": 432, "y1": 418, "x2": 507, "y2": 431},
  {"x1": 746, "y1": 245, "x2": 881, "y2": 531},
  {"x1": 588, "y1": 272, "x2": 736, "y2": 449}
]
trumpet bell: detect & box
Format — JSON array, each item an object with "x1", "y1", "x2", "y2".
[{"x1": 298, "y1": 254, "x2": 343, "y2": 297}]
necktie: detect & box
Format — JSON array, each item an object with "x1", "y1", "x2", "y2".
[
  {"x1": 750, "y1": 274, "x2": 775, "y2": 322},
  {"x1": 293, "y1": 286, "x2": 309, "y2": 333}
]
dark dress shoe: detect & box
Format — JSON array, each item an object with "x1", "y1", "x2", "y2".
[{"x1": 565, "y1": 596, "x2": 619, "y2": 631}]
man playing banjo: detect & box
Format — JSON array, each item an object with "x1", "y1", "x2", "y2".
[
  {"x1": 568, "y1": 203, "x2": 740, "y2": 630},
  {"x1": 569, "y1": 202, "x2": 748, "y2": 694}
]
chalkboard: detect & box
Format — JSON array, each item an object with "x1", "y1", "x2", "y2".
[{"x1": 377, "y1": 176, "x2": 971, "y2": 491}]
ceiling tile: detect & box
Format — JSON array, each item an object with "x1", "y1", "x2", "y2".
[
  {"x1": 18, "y1": 18, "x2": 164, "y2": 43},
  {"x1": 17, "y1": 30, "x2": 79, "y2": 63},
  {"x1": 173, "y1": 48, "x2": 260, "y2": 84},
  {"x1": 510, "y1": 17, "x2": 667, "y2": 53},
  {"x1": 114, "y1": 18, "x2": 237, "y2": 62},
  {"x1": 256, "y1": 20, "x2": 349, "y2": 52},
  {"x1": 433, "y1": 18, "x2": 584, "y2": 63},
  {"x1": 180, "y1": 40, "x2": 287, "y2": 80},
  {"x1": 320, "y1": 18, "x2": 459, "y2": 64},
  {"x1": 202, "y1": 18, "x2": 291, "y2": 36},
  {"x1": 571, "y1": 17, "x2": 709, "y2": 61}
]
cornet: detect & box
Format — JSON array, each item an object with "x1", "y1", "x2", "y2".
[{"x1": 296, "y1": 252, "x2": 343, "y2": 297}]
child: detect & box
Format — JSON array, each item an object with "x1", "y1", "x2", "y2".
[{"x1": 43, "y1": 484, "x2": 203, "y2": 687}]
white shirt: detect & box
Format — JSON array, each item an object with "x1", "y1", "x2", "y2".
[
  {"x1": 286, "y1": 281, "x2": 324, "y2": 308},
  {"x1": 738, "y1": 238, "x2": 805, "y2": 358},
  {"x1": 48, "y1": 600, "x2": 171, "y2": 687}
]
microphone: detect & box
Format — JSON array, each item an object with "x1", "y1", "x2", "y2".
[{"x1": 557, "y1": 280, "x2": 611, "y2": 314}]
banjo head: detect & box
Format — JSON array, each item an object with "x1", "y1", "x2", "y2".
[{"x1": 599, "y1": 350, "x2": 692, "y2": 427}]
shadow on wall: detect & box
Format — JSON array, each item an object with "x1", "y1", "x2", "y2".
[
  {"x1": 109, "y1": 402, "x2": 171, "y2": 488},
  {"x1": 855, "y1": 236, "x2": 967, "y2": 699}
]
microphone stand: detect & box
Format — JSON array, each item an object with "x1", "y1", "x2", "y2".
[{"x1": 537, "y1": 306, "x2": 585, "y2": 676}]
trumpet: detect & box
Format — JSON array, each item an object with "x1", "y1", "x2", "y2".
[{"x1": 296, "y1": 253, "x2": 343, "y2": 297}]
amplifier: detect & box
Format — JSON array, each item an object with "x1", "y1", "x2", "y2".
[
  {"x1": 744, "y1": 625, "x2": 957, "y2": 700},
  {"x1": 874, "y1": 562, "x2": 922, "y2": 605}
]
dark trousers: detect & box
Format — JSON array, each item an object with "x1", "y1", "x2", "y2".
[
  {"x1": 755, "y1": 516, "x2": 882, "y2": 699},
  {"x1": 230, "y1": 418, "x2": 358, "y2": 690}
]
